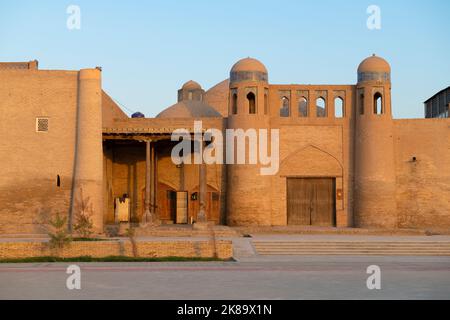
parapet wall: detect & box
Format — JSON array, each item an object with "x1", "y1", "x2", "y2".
[{"x1": 0, "y1": 240, "x2": 233, "y2": 260}]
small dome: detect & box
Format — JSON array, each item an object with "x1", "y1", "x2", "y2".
[
  {"x1": 358, "y1": 54, "x2": 391, "y2": 73},
  {"x1": 231, "y1": 57, "x2": 268, "y2": 74},
  {"x1": 131, "y1": 112, "x2": 145, "y2": 118},
  {"x1": 156, "y1": 100, "x2": 222, "y2": 118},
  {"x1": 182, "y1": 80, "x2": 202, "y2": 90}
]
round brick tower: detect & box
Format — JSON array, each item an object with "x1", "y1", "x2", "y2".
[
  {"x1": 226, "y1": 58, "x2": 272, "y2": 226},
  {"x1": 354, "y1": 55, "x2": 397, "y2": 228},
  {"x1": 72, "y1": 68, "x2": 104, "y2": 233}
]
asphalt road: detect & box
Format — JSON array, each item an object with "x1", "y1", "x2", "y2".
[{"x1": 1, "y1": 256, "x2": 449, "y2": 300}]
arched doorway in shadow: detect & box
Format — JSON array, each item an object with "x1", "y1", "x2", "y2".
[
  {"x1": 153, "y1": 182, "x2": 177, "y2": 223},
  {"x1": 189, "y1": 184, "x2": 220, "y2": 224}
]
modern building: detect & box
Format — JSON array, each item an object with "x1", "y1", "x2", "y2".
[
  {"x1": 425, "y1": 86, "x2": 450, "y2": 118},
  {"x1": 1, "y1": 55, "x2": 449, "y2": 235}
]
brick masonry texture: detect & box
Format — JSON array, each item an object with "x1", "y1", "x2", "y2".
[
  {"x1": 0, "y1": 240, "x2": 233, "y2": 260},
  {"x1": 0, "y1": 56, "x2": 449, "y2": 235}
]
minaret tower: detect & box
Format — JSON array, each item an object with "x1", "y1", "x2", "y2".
[
  {"x1": 354, "y1": 55, "x2": 397, "y2": 228},
  {"x1": 71, "y1": 68, "x2": 104, "y2": 233},
  {"x1": 226, "y1": 58, "x2": 272, "y2": 226}
]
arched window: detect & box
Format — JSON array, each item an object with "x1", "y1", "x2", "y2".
[
  {"x1": 264, "y1": 93, "x2": 268, "y2": 115},
  {"x1": 232, "y1": 93, "x2": 238, "y2": 115},
  {"x1": 298, "y1": 97, "x2": 308, "y2": 117},
  {"x1": 280, "y1": 97, "x2": 290, "y2": 117},
  {"x1": 374, "y1": 92, "x2": 383, "y2": 114},
  {"x1": 359, "y1": 93, "x2": 365, "y2": 115},
  {"x1": 316, "y1": 97, "x2": 326, "y2": 117},
  {"x1": 334, "y1": 97, "x2": 344, "y2": 118},
  {"x1": 247, "y1": 92, "x2": 256, "y2": 114}
]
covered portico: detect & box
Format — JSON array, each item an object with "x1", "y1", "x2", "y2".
[{"x1": 102, "y1": 118, "x2": 226, "y2": 227}]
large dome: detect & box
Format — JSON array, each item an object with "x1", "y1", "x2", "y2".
[
  {"x1": 156, "y1": 100, "x2": 222, "y2": 118},
  {"x1": 231, "y1": 57, "x2": 268, "y2": 74},
  {"x1": 204, "y1": 79, "x2": 230, "y2": 117},
  {"x1": 358, "y1": 54, "x2": 391, "y2": 73}
]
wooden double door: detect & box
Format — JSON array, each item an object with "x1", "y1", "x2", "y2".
[
  {"x1": 188, "y1": 189, "x2": 221, "y2": 224},
  {"x1": 287, "y1": 178, "x2": 336, "y2": 227},
  {"x1": 156, "y1": 183, "x2": 220, "y2": 224}
]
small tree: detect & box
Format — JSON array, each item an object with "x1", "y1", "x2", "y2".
[
  {"x1": 125, "y1": 227, "x2": 138, "y2": 258},
  {"x1": 73, "y1": 188, "x2": 94, "y2": 239},
  {"x1": 48, "y1": 212, "x2": 72, "y2": 249}
]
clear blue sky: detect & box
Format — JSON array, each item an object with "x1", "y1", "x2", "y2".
[{"x1": 1, "y1": 0, "x2": 449, "y2": 118}]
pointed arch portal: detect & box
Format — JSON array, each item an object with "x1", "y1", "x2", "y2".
[{"x1": 281, "y1": 145, "x2": 342, "y2": 227}]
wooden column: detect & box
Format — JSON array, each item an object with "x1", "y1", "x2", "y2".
[
  {"x1": 154, "y1": 149, "x2": 159, "y2": 218},
  {"x1": 143, "y1": 139, "x2": 152, "y2": 223},
  {"x1": 150, "y1": 142, "x2": 156, "y2": 214},
  {"x1": 197, "y1": 140, "x2": 207, "y2": 223}
]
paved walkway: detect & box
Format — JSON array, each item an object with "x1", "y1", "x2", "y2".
[{"x1": 1, "y1": 256, "x2": 449, "y2": 299}]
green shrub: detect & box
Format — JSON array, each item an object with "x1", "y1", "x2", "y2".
[
  {"x1": 73, "y1": 189, "x2": 94, "y2": 239},
  {"x1": 47, "y1": 212, "x2": 72, "y2": 249}
]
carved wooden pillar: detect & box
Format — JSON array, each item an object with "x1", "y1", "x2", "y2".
[
  {"x1": 197, "y1": 140, "x2": 207, "y2": 223},
  {"x1": 150, "y1": 142, "x2": 156, "y2": 214},
  {"x1": 143, "y1": 139, "x2": 152, "y2": 223}
]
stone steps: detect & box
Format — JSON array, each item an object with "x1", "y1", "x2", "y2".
[
  {"x1": 236, "y1": 227, "x2": 432, "y2": 236},
  {"x1": 253, "y1": 241, "x2": 450, "y2": 256}
]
